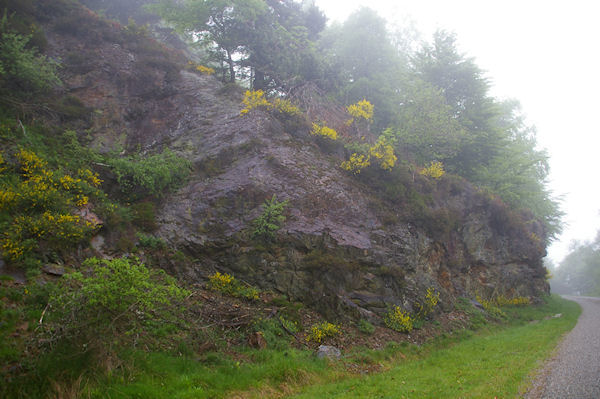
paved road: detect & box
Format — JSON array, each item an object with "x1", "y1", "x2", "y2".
[{"x1": 526, "y1": 296, "x2": 600, "y2": 398}]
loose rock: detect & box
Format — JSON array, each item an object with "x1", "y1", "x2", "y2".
[{"x1": 316, "y1": 345, "x2": 341, "y2": 360}]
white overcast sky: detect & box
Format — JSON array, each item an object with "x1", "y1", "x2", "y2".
[{"x1": 315, "y1": 0, "x2": 600, "y2": 264}]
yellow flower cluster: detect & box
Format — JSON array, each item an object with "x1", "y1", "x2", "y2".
[
  {"x1": 240, "y1": 90, "x2": 271, "y2": 115},
  {"x1": 0, "y1": 152, "x2": 6, "y2": 173},
  {"x1": 187, "y1": 61, "x2": 215, "y2": 75},
  {"x1": 340, "y1": 153, "x2": 371, "y2": 174},
  {"x1": 475, "y1": 295, "x2": 494, "y2": 311},
  {"x1": 2, "y1": 239, "x2": 25, "y2": 260},
  {"x1": 346, "y1": 99, "x2": 374, "y2": 125},
  {"x1": 207, "y1": 271, "x2": 235, "y2": 292},
  {"x1": 17, "y1": 149, "x2": 47, "y2": 177},
  {"x1": 3, "y1": 212, "x2": 92, "y2": 261},
  {"x1": 341, "y1": 137, "x2": 397, "y2": 174},
  {"x1": 426, "y1": 287, "x2": 440, "y2": 308},
  {"x1": 272, "y1": 98, "x2": 302, "y2": 117},
  {"x1": 384, "y1": 305, "x2": 413, "y2": 333},
  {"x1": 311, "y1": 123, "x2": 338, "y2": 140},
  {"x1": 306, "y1": 322, "x2": 341, "y2": 343},
  {"x1": 196, "y1": 65, "x2": 215, "y2": 75},
  {"x1": 1, "y1": 165, "x2": 101, "y2": 212},
  {"x1": 416, "y1": 287, "x2": 441, "y2": 318},
  {"x1": 0, "y1": 188, "x2": 16, "y2": 210},
  {"x1": 369, "y1": 137, "x2": 397, "y2": 171},
  {"x1": 240, "y1": 91, "x2": 303, "y2": 118},
  {"x1": 206, "y1": 271, "x2": 260, "y2": 300},
  {"x1": 494, "y1": 295, "x2": 530, "y2": 306},
  {"x1": 1, "y1": 150, "x2": 102, "y2": 261},
  {"x1": 420, "y1": 161, "x2": 445, "y2": 179}
]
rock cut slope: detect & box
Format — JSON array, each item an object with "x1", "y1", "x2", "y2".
[{"x1": 40, "y1": 1, "x2": 549, "y2": 321}]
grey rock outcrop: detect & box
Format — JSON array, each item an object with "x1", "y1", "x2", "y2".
[{"x1": 41, "y1": 2, "x2": 549, "y2": 322}]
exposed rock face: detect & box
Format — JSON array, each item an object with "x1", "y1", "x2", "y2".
[
  {"x1": 150, "y1": 73, "x2": 548, "y2": 320},
  {"x1": 43, "y1": 2, "x2": 549, "y2": 321}
]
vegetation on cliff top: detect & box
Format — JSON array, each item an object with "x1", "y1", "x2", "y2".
[{"x1": 151, "y1": 0, "x2": 561, "y2": 241}]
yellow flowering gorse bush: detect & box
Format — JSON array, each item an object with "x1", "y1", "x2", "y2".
[
  {"x1": 420, "y1": 161, "x2": 445, "y2": 179},
  {"x1": 341, "y1": 137, "x2": 397, "y2": 174},
  {"x1": 207, "y1": 271, "x2": 235, "y2": 292},
  {"x1": 346, "y1": 99, "x2": 374, "y2": 125},
  {"x1": 368, "y1": 137, "x2": 397, "y2": 171},
  {"x1": 272, "y1": 98, "x2": 302, "y2": 117},
  {"x1": 187, "y1": 61, "x2": 215, "y2": 75},
  {"x1": 476, "y1": 294, "x2": 530, "y2": 309},
  {"x1": 340, "y1": 152, "x2": 371, "y2": 174},
  {"x1": 311, "y1": 123, "x2": 338, "y2": 140},
  {"x1": 240, "y1": 90, "x2": 271, "y2": 115},
  {"x1": 493, "y1": 294, "x2": 530, "y2": 306},
  {"x1": 195, "y1": 65, "x2": 215, "y2": 75},
  {"x1": 415, "y1": 287, "x2": 440, "y2": 318},
  {"x1": 384, "y1": 305, "x2": 413, "y2": 332},
  {"x1": 207, "y1": 271, "x2": 260, "y2": 300},
  {"x1": 306, "y1": 321, "x2": 341, "y2": 343},
  {"x1": 240, "y1": 91, "x2": 303, "y2": 120},
  {"x1": 0, "y1": 149, "x2": 102, "y2": 261}
]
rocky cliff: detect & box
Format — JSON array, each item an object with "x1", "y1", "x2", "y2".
[{"x1": 39, "y1": 1, "x2": 548, "y2": 321}]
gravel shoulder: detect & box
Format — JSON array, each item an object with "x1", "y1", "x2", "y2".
[{"x1": 525, "y1": 296, "x2": 600, "y2": 399}]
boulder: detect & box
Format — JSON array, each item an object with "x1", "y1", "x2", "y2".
[
  {"x1": 42, "y1": 264, "x2": 66, "y2": 277},
  {"x1": 316, "y1": 345, "x2": 341, "y2": 360}
]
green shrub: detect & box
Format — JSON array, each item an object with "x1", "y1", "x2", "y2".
[
  {"x1": 454, "y1": 297, "x2": 488, "y2": 330},
  {"x1": 252, "y1": 316, "x2": 299, "y2": 349},
  {"x1": 0, "y1": 12, "x2": 61, "y2": 93},
  {"x1": 415, "y1": 287, "x2": 440, "y2": 319},
  {"x1": 358, "y1": 319, "x2": 375, "y2": 335},
  {"x1": 252, "y1": 194, "x2": 289, "y2": 241},
  {"x1": 131, "y1": 201, "x2": 157, "y2": 231},
  {"x1": 136, "y1": 232, "x2": 166, "y2": 249},
  {"x1": 43, "y1": 257, "x2": 190, "y2": 353},
  {"x1": 106, "y1": 149, "x2": 191, "y2": 200}
]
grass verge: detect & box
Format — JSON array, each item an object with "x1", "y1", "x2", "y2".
[{"x1": 289, "y1": 294, "x2": 580, "y2": 398}]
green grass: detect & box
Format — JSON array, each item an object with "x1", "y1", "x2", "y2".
[
  {"x1": 290, "y1": 295, "x2": 580, "y2": 398},
  {"x1": 87, "y1": 349, "x2": 335, "y2": 399}
]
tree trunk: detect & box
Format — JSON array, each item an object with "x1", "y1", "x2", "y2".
[
  {"x1": 253, "y1": 69, "x2": 266, "y2": 90},
  {"x1": 226, "y1": 50, "x2": 235, "y2": 82}
]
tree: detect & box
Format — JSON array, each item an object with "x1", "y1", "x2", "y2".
[
  {"x1": 472, "y1": 100, "x2": 562, "y2": 240},
  {"x1": 412, "y1": 31, "x2": 562, "y2": 237},
  {"x1": 551, "y1": 236, "x2": 600, "y2": 296},
  {"x1": 150, "y1": 0, "x2": 325, "y2": 89},
  {"x1": 413, "y1": 30, "x2": 503, "y2": 177},
  {"x1": 389, "y1": 79, "x2": 466, "y2": 165},
  {"x1": 318, "y1": 7, "x2": 406, "y2": 130}
]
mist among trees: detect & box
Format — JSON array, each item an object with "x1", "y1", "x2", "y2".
[{"x1": 550, "y1": 235, "x2": 600, "y2": 296}]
